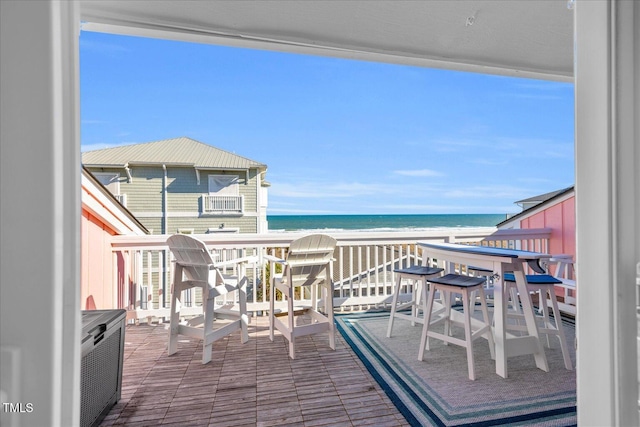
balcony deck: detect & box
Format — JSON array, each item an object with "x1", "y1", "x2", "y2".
[
  {"x1": 100, "y1": 315, "x2": 409, "y2": 427},
  {"x1": 95, "y1": 228, "x2": 570, "y2": 426}
]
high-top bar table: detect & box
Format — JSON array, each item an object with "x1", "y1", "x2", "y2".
[{"x1": 418, "y1": 242, "x2": 551, "y2": 378}]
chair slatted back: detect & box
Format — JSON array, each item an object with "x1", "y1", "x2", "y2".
[
  {"x1": 167, "y1": 234, "x2": 216, "y2": 284},
  {"x1": 285, "y1": 234, "x2": 337, "y2": 287}
]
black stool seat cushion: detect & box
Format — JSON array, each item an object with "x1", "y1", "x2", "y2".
[
  {"x1": 429, "y1": 273, "x2": 485, "y2": 288},
  {"x1": 503, "y1": 273, "x2": 562, "y2": 284},
  {"x1": 394, "y1": 265, "x2": 444, "y2": 276}
]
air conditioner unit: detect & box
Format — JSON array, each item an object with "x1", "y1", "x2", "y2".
[{"x1": 81, "y1": 309, "x2": 126, "y2": 427}]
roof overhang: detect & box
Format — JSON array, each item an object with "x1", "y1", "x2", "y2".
[
  {"x1": 83, "y1": 162, "x2": 133, "y2": 181},
  {"x1": 80, "y1": 0, "x2": 574, "y2": 82},
  {"x1": 81, "y1": 167, "x2": 148, "y2": 235},
  {"x1": 498, "y1": 187, "x2": 575, "y2": 228}
]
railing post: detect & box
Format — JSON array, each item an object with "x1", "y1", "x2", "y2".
[
  {"x1": 112, "y1": 250, "x2": 118, "y2": 309},
  {"x1": 124, "y1": 250, "x2": 130, "y2": 311},
  {"x1": 349, "y1": 245, "x2": 362, "y2": 296},
  {"x1": 132, "y1": 251, "x2": 144, "y2": 310}
]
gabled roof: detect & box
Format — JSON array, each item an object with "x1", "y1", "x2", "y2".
[
  {"x1": 497, "y1": 186, "x2": 574, "y2": 228},
  {"x1": 515, "y1": 186, "x2": 574, "y2": 205},
  {"x1": 82, "y1": 137, "x2": 267, "y2": 171}
]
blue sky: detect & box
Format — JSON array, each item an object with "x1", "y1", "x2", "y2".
[{"x1": 80, "y1": 31, "x2": 575, "y2": 216}]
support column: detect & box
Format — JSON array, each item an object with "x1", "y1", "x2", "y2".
[
  {"x1": 0, "y1": 1, "x2": 81, "y2": 426},
  {"x1": 575, "y1": 1, "x2": 638, "y2": 425}
]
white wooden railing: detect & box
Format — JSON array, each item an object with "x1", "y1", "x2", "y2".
[
  {"x1": 202, "y1": 194, "x2": 243, "y2": 214},
  {"x1": 110, "y1": 228, "x2": 553, "y2": 321}
]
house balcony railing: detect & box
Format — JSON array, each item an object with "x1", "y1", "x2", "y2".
[
  {"x1": 202, "y1": 194, "x2": 243, "y2": 214},
  {"x1": 109, "y1": 228, "x2": 553, "y2": 322}
]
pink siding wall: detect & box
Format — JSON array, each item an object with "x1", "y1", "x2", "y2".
[
  {"x1": 80, "y1": 209, "x2": 117, "y2": 310},
  {"x1": 520, "y1": 195, "x2": 576, "y2": 279}
]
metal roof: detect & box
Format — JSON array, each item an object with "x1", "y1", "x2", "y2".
[
  {"x1": 82, "y1": 137, "x2": 267, "y2": 170},
  {"x1": 514, "y1": 186, "x2": 574, "y2": 205}
]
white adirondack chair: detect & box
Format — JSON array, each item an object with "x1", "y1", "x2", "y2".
[
  {"x1": 166, "y1": 234, "x2": 254, "y2": 364},
  {"x1": 266, "y1": 234, "x2": 337, "y2": 359}
]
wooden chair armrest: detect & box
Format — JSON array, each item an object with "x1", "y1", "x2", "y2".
[
  {"x1": 263, "y1": 254, "x2": 286, "y2": 264},
  {"x1": 213, "y1": 255, "x2": 260, "y2": 269}
]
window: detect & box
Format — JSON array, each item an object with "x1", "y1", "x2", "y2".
[
  {"x1": 94, "y1": 172, "x2": 120, "y2": 194},
  {"x1": 204, "y1": 174, "x2": 243, "y2": 214},
  {"x1": 94, "y1": 172, "x2": 126, "y2": 205},
  {"x1": 208, "y1": 174, "x2": 239, "y2": 195}
]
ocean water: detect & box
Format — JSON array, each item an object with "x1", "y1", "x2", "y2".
[{"x1": 267, "y1": 214, "x2": 506, "y2": 233}]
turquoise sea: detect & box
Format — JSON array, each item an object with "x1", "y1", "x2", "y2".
[{"x1": 267, "y1": 214, "x2": 506, "y2": 232}]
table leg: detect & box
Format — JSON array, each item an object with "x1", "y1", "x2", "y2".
[
  {"x1": 512, "y1": 267, "x2": 549, "y2": 372},
  {"x1": 493, "y1": 262, "x2": 507, "y2": 378}
]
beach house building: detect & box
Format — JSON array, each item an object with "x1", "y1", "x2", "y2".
[
  {"x1": 82, "y1": 137, "x2": 269, "y2": 234},
  {"x1": 81, "y1": 167, "x2": 148, "y2": 311},
  {"x1": 498, "y1": 186, "x2": 576, "y2": 314},
  {"x1": 498, "y1": 186, "x2": 575, "y2": 259}
]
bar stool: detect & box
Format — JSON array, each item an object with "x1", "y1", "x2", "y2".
[
  {"x1": 503, "y1": 273, "x2": 573, "y2": 370},
  {"x1": 418, "y1": 274, "x2": 495, "y2": 380},
  {"x1": 548, "y1": 254, "x2": 577, "y2": 308},
  {"x1": 386, "y1": 265, "x2": 443, "y2": 338},
  {"x1": 467, "y1": 266, "x2": 493, "y2": 313},
  {"x1": 468, "y1": 266, "x2": 521, "y2": 316}
]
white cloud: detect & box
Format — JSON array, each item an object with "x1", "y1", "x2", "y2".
[
  {"x1": 431, "y1": 138, "x2": 481, "y2": 153},
  {"x1": 270, "y1": 181, "x2": 397, "y2": 199},
  {"x1": 443, "y1": 185, "x2": 530, "y2": 200},
  {"x1": 372, "y1": 203, "x2": 470, "y2": 211},
  {"x1": 431, "y1": 136, "x2": 573, "y2": 159},
  {"x1": 468, "y1": 158, "x2": 508, "y2": 166},
  {"x1": 393, "y1": 169, "x2": 443, "y2": 177}
]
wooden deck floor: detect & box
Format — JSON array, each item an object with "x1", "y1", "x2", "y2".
[{"x1": 100, "y1": 315, "x2": 410, "y2": 427}]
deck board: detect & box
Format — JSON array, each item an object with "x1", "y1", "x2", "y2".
[{"x1": 99, "y1": 315, "x2": 409, "y2": 427}]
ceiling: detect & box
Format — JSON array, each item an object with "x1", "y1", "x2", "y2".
[{"x1": 80, "y1": 0, "x2": 574, "y2": 81}]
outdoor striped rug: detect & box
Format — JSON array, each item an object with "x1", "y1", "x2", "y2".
[{"x1": 336, "y1": 311, "x2": 577, "y2": 426}]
